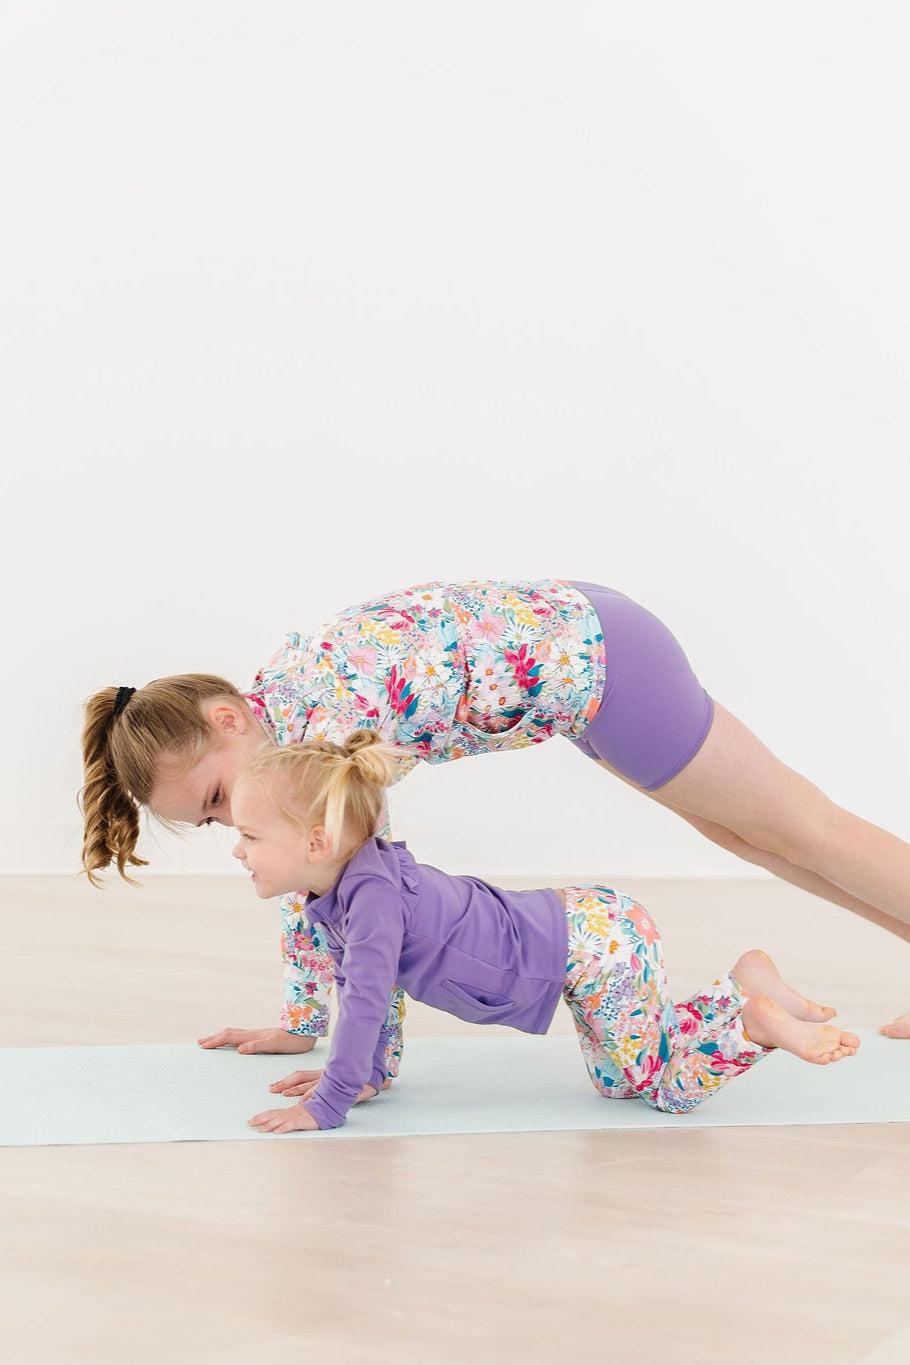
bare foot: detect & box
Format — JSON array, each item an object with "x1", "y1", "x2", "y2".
[
  {"x1": 742, "y1": 994, "x2": 860, "y2": 1064},
  {"x1": 732, "y1": 948, "x2": 836, "y2": 1023},
  {"x1": 880, "y1": 1010, "x2": 910, "y2": 1039}
]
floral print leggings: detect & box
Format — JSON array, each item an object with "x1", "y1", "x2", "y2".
[{"x1": 561, "y1": 887, "x2": 773, "y2": 1113}]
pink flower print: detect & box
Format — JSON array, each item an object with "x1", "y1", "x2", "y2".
[
  {"x1": 625, "y1": 1052, "x2": 663, "y2": 1092},
  {"x1": 244, "y1": 692, "x2": 267, "y2": 721},
  {"x1": 704, "y1": 1050, "x2": 757, "y2": 1077},
  {"x1": 503, "y1": 644, "x2": 543, "y2": 697},
  {"x1": 373, "y1": 605, "x2": 416, "y2": 632},
  {"x1": 352, "y1": 693, "x2": 381, "y2": 721},
  {"x1": 305, "y1": 704, "x2": 336, "y2": 738},
  {"x1": 296, "y1": 944, "x2": 335, "y2": 977},
  {"x1": 347, "y1": 644, "x2": 379, "y2": 674},
  {"x1": 624, "y1": 901, "x2": 661, "y2": 947},
  {"x1": 677, "y1": 1002, "x2": 703, "y2": 1036},
  {"x1": 472, "y1": 611, "x2": 507, "y2": 645},
  {"x1": 387, "y1": 664, "x2": 418, "y2": 720}
]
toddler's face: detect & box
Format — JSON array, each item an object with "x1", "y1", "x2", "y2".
[{"x1": 231, "y1": 773, "x2": 324, "y2": 900}]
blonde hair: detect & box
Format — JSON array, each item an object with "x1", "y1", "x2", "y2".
[
  {"x1": 78, "y1": 674, "x2": 244, "y2": 889},
  {"x1": 247, "y1": 729, "x2": 403, "y2": 859}
]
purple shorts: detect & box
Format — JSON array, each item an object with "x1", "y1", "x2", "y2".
[{"x1": 568, "y1": 580, "x2": 715, "y2": 791}]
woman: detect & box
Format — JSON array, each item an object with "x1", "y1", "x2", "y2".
[{"x1": 80, "y1": 576, "x2": 910, "y2": 1042}]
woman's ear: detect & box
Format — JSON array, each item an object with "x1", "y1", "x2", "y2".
[{"x1": 207, "y1": 702, "x2": 247, "y2": 737}]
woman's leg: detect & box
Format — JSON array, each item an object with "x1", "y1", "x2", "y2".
[
  {"x1": 591, "y1": 756, "x2": 910, "y2": 1038},
  {"x1": 588, "y1": 714, "x2": 910, "y2": 942},
  {"x1": 561, "y1": 887, "x2": 773, "y2": 1114},
  {"x1": 673, "y1": 806, "x2": 910, "y2": 946},
  {"x1": 567, "y1": 585, "x2": 910, "y2": 931},
  {"x1": 644, "y1": 699, "x2": 910, "y2": 930}
]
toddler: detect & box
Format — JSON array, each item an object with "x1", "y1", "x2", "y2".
[{"x1": 231, "y1": 732, "x2": 859, "y2": 1134}]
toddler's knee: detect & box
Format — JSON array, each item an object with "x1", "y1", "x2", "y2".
[
  {"x1": 591, "y1": 1075, "x2": 637, "y2": 1101},
  {"x1": 647, "y1": 1087, "x2": 700, "y2": 1117}
]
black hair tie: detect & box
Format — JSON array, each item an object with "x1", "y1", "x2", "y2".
[{"x1": 113, "y1": 686, "x2": 136, "y2": 719}]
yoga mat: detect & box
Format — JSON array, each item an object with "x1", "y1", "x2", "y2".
[{"x1": 1, "y1": 1030, "x2": 907, "y2": 1146}]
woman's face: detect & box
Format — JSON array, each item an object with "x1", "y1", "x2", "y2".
[{"x1": 149, "y1": 702, "x2": 273, "y2": 829}]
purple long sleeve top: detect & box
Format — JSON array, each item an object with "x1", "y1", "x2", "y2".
[{"x1": 300, "y1": 838, "x2": 568, "y2": 1130}]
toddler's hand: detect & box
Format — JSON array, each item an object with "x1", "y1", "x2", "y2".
[
  {"x1": 360, "y1": 1078, "x2": 393, "y2": 1100},
  {"x1": 248, "y1": 1101, "x2": 320, "y2": 1134},
  {"x1": 270, "y1": 1068, "x2": 392, "y2": 1103},
  {"x1": 270, "y1": 1067, "x2": 324, "y2": 1100},
  {"x1": 196, "y1": 1027, "x2": 318, "y2": 1055}
]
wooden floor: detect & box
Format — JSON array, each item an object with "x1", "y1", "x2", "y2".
[{"x1": 2, "y1": 872, "x2": 910, "y2": 1364}]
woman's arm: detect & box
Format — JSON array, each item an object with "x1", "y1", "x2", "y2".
[
  {"x1": 374, "y1": 791, "x2": 406, "y2": 1079},
  {"x1": 279, "y1": 894, "x2": 335, "y2": 1038}
]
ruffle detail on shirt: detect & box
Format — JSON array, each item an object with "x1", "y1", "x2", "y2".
[{"x1": 389, "y1": 840, "x2": 420, "y2": 895}]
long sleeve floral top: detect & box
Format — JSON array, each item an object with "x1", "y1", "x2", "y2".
[{"x1": 241, "y1": 577, "x2": 605, "y2": 1076}]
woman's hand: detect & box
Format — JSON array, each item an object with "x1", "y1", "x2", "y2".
[
  {"x1": 197, "y1": 1027, "x2": 318, "y2": 1055},
  {"x1": 270, "y1": 1068, "x2": 392, "y2": 1103},
  {"x1": 248, "y1": 1101, "x2": 321, "y2": 1134}
]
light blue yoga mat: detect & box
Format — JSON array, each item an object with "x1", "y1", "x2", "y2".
[{"x1": 1, "y1": 1031, "x2": 906, "y2": 1146}]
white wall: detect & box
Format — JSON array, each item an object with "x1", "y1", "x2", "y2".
[{"x1": 1, "y1": 3, "x2": 907, "y2": 880}]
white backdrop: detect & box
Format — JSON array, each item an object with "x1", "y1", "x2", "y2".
[{"x1": 1, "y1": 4, "x2": 907, "y2": 879}]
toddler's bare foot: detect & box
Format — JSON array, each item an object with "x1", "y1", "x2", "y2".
[
  {"x1": 732, "y1": 948, "x2": 836, "y2": 1023},
  {"x1": 742, "y1": 994, "x2": 860, "y2": 1064}
]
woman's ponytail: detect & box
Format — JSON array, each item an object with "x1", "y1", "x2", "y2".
[{"x1": 78, "y1": 688, "x2": 147, "y2": 888}]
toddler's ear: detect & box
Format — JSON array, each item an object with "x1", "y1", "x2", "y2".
[{"x1": 307, "y1": 825, "x2": 332, "y2": 861}]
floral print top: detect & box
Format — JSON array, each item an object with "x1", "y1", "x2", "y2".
[
  {"x1": 241, "y1": 577, "x2": 606, "y2": 1059},
  {"x1": 243, "y1": 577, "x2": 605, "y2": 770}
]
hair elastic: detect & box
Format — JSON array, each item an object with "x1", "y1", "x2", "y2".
[{"x1": 113, "y1": 686, "x2": 136, "y2": 718}]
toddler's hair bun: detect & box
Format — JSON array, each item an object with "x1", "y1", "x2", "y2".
[
  {"x1": 344, "y1": 729, "x2": 381, "y2": 757},
  {"x1": 342, "y1": 728, "x2": 404, "y2": 788}
]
